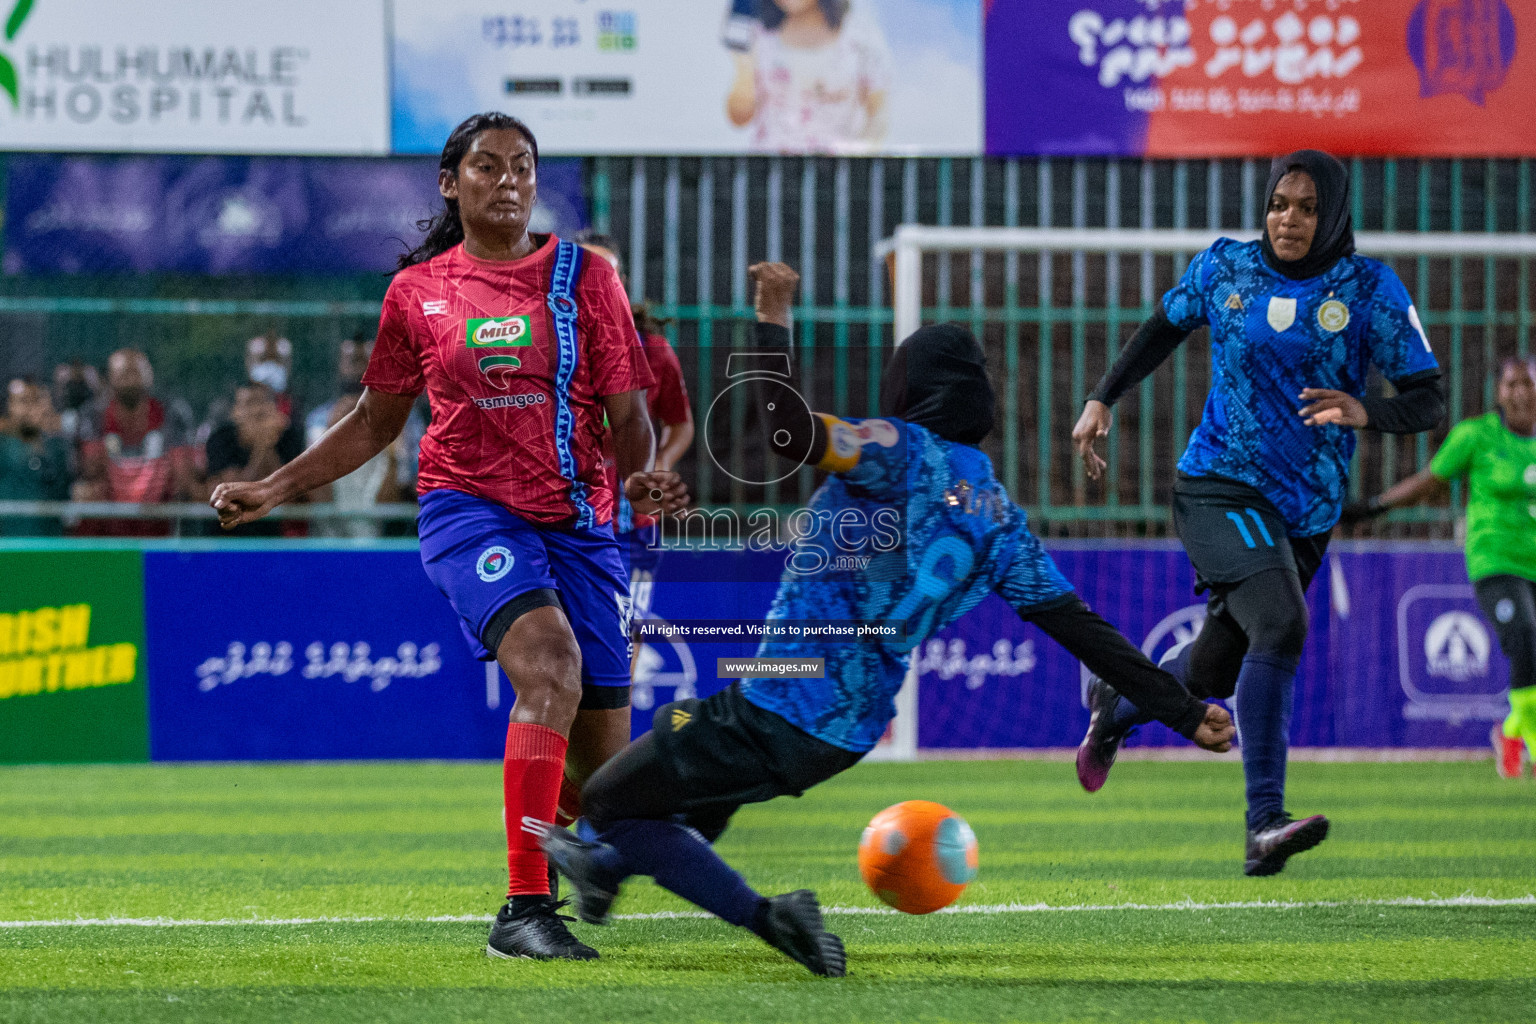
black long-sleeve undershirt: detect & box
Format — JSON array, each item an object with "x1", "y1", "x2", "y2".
[
  {"x1": 753, "y1": 320, "x2": 828, "y2": 464},
  {"x1": 1026, "y1": 595, "x2": 1208, "y2": 741},
  {"x1": 1360, "y1": 370, "x2": 1445, "y2": 434},
  {"x1": 1089, "y1": 305, "x2": 1445, "y2": 435},
  {"x1": 1087, "y1": 302, "x2": 1191, "y2": 406}
]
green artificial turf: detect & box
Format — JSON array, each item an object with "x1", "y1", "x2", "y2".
[{"x1": 2, "y1": 759, "x2": 1533, "y2": 1023}]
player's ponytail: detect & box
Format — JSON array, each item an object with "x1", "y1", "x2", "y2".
[{"x1": 397, "y1": 112, "x2": 540, "y2": 271}]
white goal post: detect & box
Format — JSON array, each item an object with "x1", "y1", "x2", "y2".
[
  {"x1": 880, "y1": 225, "x2": 1536, "y2": 354},
  {"x1": 865, "y1": 224, "x2": 1536, "y2": 762}
]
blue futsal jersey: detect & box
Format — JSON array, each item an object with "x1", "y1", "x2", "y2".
[
  {"x1": 1167, "y1": 239, "x2": 1439, "y2": 536},
  {"x1": 738, "y1": 418, "x2": 1074, "y2": 752}
]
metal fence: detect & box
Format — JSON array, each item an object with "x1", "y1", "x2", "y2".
[
  {"x1": 4, "y1": 155, "x2": 1533, "y2": 535},
  {"x1": 595, "y1": 155, "x2": 1535, "y2": 535}
]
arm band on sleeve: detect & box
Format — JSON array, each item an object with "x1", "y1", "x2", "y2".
[
  {"x1": 1087, "y1": 303, "x2": 1193, "y2": 406},
  {"x1": 1360, "y1": 370, "x2": 1445, "y2": 434},
  {"x1": 753, "y1": 320, "x2": 828, "y2": 465}
]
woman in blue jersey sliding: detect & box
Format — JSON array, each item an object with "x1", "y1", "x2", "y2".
[
  {"x1": 1072, "y1": 150, "x2": 1446, "y2": 876},
  {"x1": 538, "y1": 262, "x2": 1236, "y2": 977}
]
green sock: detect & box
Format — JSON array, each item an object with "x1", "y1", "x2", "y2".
[{"x1": 1507, "y1": 685, "x2": 1536, "y2": 750}]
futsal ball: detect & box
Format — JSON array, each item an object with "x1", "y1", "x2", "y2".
[{"x1": 857, "y1": 800, "x2": 979, "y2": 914}]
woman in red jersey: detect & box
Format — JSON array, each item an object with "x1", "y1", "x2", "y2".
[{"x1": 211, "y1": 112, "x2": 687, "y2": 962}]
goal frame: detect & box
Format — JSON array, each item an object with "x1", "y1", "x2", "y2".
[{"x1": 866, "y1": 224, "x2": 1536, "y2": 762}]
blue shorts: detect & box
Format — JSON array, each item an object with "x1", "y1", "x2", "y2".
[
  {"x1": 417, "y1": 489, "x2": 632, "y2": 687},
  {"x1": 618, "y1": 522, "x2": 663, "y2": 620}
]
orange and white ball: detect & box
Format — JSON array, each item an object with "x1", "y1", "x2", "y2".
[{"x1": 857, "y1": 800, "x2": 979, "y2": 914}]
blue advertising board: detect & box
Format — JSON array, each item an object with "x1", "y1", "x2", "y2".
[
  {"x1": 3, "y1": 155, "x2": 587, "y2": 276},
  {"x1": 136, "y1": 541, "x2": 1502, "y2": 760},
  {"x1": 144, "y1": 549, "x2": 507, "y2": 759}
]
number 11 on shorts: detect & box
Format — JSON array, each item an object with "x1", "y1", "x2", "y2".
[{"x1": 1225, "y1": 508, "x2": 1275, "y2": 549}]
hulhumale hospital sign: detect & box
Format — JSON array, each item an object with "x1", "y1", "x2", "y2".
[{"x1": 0, "y1": 0, "x2": 389, "y2": 154}]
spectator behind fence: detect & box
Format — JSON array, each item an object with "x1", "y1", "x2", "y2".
[
  {"x1": 309, "y1": 390, "x2": 404, "y2": 539},
  {"x1": 74, "y1": 350, "x2": 201, "y2": 536},
  {"x1": 51, "y1": 359, "x2": 100, "y2": 446},
  {"x1": 205, "y1": 382, "x2": 306, "y2": 536},
  {"x1": 305, "y1": 334, "x2": 372, "y2": 446},
  {"x1": 246, "y1": 329, "x2": 294, "y2": 417},
  {"x1": 306, "y1": 334, "x2": 428, "y2": 499},
  {"x1": 0, "y1": 377, "x2": 73, "y2": 536}
]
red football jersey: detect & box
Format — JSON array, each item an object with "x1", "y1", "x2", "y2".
[
  {"x1": 363, "y1": 237, "x2": 654, "y2": 525},
  {"x1": 641, "y1": 332, "x2": 691, "y2": 427},
  {"x1": 603, "y1": 331, "x2": 693, "y2": 528}
]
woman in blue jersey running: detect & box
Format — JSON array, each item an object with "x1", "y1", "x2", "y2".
[
  {"x1": 1071, "y1": 150, "x2": 1446, "y2": 876},
  {"x1": 538, "y1": 262, "x2": 1236, "y2": 976}
]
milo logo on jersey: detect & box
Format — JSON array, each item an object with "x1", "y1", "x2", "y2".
[
  {"x1": 467, "y1": 316, "x2": 533, "y2": 348},
  {"x1": 467, "y1": 317, "x2": 533, "y2": 389}
]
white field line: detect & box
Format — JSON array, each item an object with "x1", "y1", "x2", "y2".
[{"x1": 2, "y1": 894, "x2": 1532, "y2": 929}]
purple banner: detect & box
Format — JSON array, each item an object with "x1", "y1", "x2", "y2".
[
  {"x1": 915, "y1": 541, "x2": 1497, "y2": 750},
  {"x1": 136, "y1": 541, "x2": 1504, "y2": 759},
  {"x1": 3, "y1": 155, "x2": 587, "y2": 275}
]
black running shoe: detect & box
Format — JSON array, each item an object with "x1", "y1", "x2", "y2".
[
  {"x1": 540, "y1": 826, "x2": 620, "y2": 926},
  {"x1": 485, "y1": 897, "x2": 598, "y2": 961},
  {"x1": 753, "y1": 890, "x2": 846, "y2": 977},
  {"x1": 1076, "y1": 676, "x2": 1130, "y2": 793},
  {"x1": 1243, "y1": 814, "x2": 1330, "y2": 877}
]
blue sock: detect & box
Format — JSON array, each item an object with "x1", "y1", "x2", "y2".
[
  {"x1": 1234, "y1": 652, "x2": 1298, "y2": 831},
  {"x1": 598, "y1": 818, "x2": 766, "y2": 928},
  {"x1": 1107, "y1": 691, "x2": 1154, "y2": 734}
]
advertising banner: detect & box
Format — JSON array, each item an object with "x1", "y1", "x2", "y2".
[
  {"x1": 122, "y1": 541, "x2": 1498, "y2": 760},
  {"x1": 392, "y1": 0, "x2": 982, "y2": 155},
  {"x1": 144, "y1": 549, "x2": 508, "y2": 760},
  {"x1": 0, "y1": 549, "x2": 148, "y2": 763},
  {"x1": 915, "y1": 542, "x2": 1494, "y2": 750},
  {"x1": 2, "y1": 154, "x2": 588, "y2": 276},
  {"x1": 0, "y1": 0, "x2": 389, "y2": 154},
  {"x1": 986, "y1": 0, "x2": 1536, "y2": 156}
]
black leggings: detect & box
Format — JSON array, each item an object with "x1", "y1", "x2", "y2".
[
  {"x1": 1474, "y1": 575, "x2": 1536, "y2": 691},
  {"x1": 1185, "y1": 568, "x2": 1310, "y2": 701}
]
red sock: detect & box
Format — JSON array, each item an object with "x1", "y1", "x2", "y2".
[
  {"x1": 502, "y1": 722, "x2": 568, "y2": 898},
  {"x1": 555, "y1": 772, "x2": 583, "y2": 827}
]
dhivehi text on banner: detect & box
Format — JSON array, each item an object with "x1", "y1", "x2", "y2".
[
  {"x1": 986, "y1": 0, "x2": 1535, "y2": 156},
  {"x1": 392, "y1": 0, "x2": 981, "y2": 155},
  {"x1": 0, "y1": 0, "x2": 389, "y2": 154}
]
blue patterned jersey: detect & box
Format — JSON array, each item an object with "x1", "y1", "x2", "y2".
[
  {"x1": 738, "y1": 418, "x2": 1074, "y2": 752},
  {"x1": 1167, "y1": 239, "x2": 1439, "y2": 536}
]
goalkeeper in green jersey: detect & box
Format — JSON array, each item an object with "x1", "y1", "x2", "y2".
[{"x1": 1345, "y1": 356, "x2": 1536, "y2": 777}]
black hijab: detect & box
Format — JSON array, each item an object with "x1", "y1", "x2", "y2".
[
  {"x1": 879, "y1": 323, "x2": 995, "y2": 445},
  {"x1": 1260, "y1": 149, "x2": 1355, "y2": 281}
]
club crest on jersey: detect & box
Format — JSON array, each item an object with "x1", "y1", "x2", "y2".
[
  {"x1": 466, "y1": 316, "x2": 533, "y2": 348},
  {"x1": 1317, "y1": 299, "x2": 1350, "y2": 333},
  {"x1": 476, "y1": 546, "x2": 515, "y2": 582},
  {"x1": 1266, "y1": 296, "x2": 1297, "y2": 332}
]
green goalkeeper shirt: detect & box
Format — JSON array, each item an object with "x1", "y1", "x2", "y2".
[{"x1": 1429, "y1": 412, "x2": 1536, "y2": 582}]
